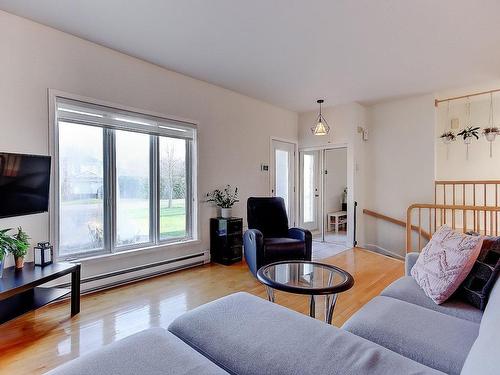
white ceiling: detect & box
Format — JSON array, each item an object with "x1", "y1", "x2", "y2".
[{"x1": 2, "y1": 0, "x2": 500, "y2": 112}]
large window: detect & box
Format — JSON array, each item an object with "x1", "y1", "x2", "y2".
[{"x1": 54, "y1": 97, "x2": 197, "y2": 258}]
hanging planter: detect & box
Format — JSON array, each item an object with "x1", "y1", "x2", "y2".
[
  {"x1": 439, "y1": 131, "x2": 456, "y2": 144},
  {"x1": 483, "y1": 127, "x2": 499, "y2": 142},
  {"x1": 457, "y1": 126, "x2": 480, "y2": 160},
  {"x1": 438, "y1": 101, "x2": 456, "y2": 160},
  {"x1": 483, "y1": 93, "x2": 499, "y2": 157},
  {"x1": 483, "y1": 127, "x2": 499, "y2": 157}
]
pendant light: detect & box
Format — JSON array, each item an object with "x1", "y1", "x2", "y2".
[{"x1": 311, "y1": 99, "x2": 330, "y2": 136}]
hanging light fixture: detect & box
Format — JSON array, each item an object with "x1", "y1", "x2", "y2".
[
  {"x1": 311, "y1": 99, "x2": 330, "y2": 136},
  {"x1": 483, "y1": 92, "x2": 499, "y2": 157}
]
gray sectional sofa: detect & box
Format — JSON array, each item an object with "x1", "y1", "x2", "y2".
[{"x1": 48, "y1": 253, "x2": 499, "y2": 375}]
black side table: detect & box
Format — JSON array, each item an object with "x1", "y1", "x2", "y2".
[
  {"x1": 0, "y1": 262, "x2": 81, "y2": 324},
  {"x1": 210, "y1": 217, "x2": 243, "y2": 265}
]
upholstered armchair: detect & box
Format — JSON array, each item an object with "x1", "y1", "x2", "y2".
[{"x1": 243, "y1": 197, "x2": 312, "y2": 276}]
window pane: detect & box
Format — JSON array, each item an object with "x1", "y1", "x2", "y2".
[
  {"x1": 59, "y1": 122, "x2": 104, "y2": 255},
  {"x1": 303, "y1": 154, "x2": 314, "y2": 223},
  {"x1": 159, "y1": 137, "x2": 187, "y2": 240},
  {"x1": 116, "y1": 130, "x2": 151, "y2": 246},
  {"x1": 275, "y1": 149, "x2": 289, "y2": 213}
]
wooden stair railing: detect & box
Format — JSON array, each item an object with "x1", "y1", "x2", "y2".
[
  {"x1": 363, "y1": 208, "x2": 431, "y2": 240},
  {"x1": 406, "y1": 204, "x2": 500, "y2": 253}
]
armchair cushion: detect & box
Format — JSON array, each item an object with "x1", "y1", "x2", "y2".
[{"x1": 263, "y1": 238, "x2": 306, "y2": 262}]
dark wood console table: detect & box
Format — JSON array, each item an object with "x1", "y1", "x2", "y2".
[{"x1": 0, "y1": 262, "x2": 80, "y2": 324}]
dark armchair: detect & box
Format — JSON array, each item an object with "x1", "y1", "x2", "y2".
[{"x1": 243, "y1": 197, "x2": 312, "y2": 276}]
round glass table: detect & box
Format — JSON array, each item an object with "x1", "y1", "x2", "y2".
[{"x1": 257, "y1": 260, "x2": 354, "y2": 324}]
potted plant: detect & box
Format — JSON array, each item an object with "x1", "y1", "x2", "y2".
[
  {"x1": 457, "y1": 126, "x2": 480, "y2": 144},
  {"x1": 206, "y1": 185, "x2": 239, "y2": 218},
  {"x1": 483, "y1": 127, "x2": 499, "y2": 142},
  {"x1": 439, "y1": 131, "x2": 456, "y2": 144},
  {"x1": 11, "y1": 227, "x2": 30, "y2": 269},
  {"x1": 0, "y1": 229, "x2": 15, "y2": 278},
  {"x1": 457, "y1": 126, "x2": 480, "y2": 160}
]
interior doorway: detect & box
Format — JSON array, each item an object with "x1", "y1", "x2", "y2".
[{"x1": 299, "y1": 147, "x2": 349, "y2": 257}]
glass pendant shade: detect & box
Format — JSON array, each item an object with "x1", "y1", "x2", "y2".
[{"x1": 311, "y1": 99, "x2": 330, "y2": 136}]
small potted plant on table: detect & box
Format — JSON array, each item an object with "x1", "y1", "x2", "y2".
[
  {"x1": 11, "y1": 227, "x2": 30, "y2": 269},
  {"x1": 206, "y1": 185, "x2": 239, "y2": 218}
]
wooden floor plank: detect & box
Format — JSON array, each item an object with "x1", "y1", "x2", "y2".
[{"x1": 0, "y1": 247, "x2": 403, "y2": 374}]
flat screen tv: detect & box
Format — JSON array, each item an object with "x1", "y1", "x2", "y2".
[{"x1": 0, "y1": 152, "x2": 51, "y2": 218}]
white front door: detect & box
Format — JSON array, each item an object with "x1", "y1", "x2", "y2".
[
  {"x1": 299, "y1": 150, "x2": 320, "y2": 232},
  {"x1": 271, "y1": 140, "x2": 296, "y2": 225}
]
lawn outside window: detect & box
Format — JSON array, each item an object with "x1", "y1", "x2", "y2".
[{"x1": 52, "y1": 95, "x2": 197, "y2": 260}]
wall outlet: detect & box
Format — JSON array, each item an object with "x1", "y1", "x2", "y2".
[
  {"x1": 451, "y1": 118, "x2": 459, "y2": 129},
  {"x1": 261, "y1": 164, "x2": 269, "y2": 171}
]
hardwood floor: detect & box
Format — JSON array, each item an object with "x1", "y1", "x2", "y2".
[{"x1": 0, "y1": 248, "x2": 403, "y2": 375}]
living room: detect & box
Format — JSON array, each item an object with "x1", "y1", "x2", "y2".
[{"x1": 0, "y1": 2, "x2": 499, "y2": 375}]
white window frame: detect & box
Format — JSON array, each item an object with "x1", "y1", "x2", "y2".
[{"x1": 48, "y1": 90, "x2": 198, "y2": 260}]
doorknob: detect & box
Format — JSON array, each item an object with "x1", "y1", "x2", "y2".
[{"x1": 315, "y1": 194, "x2": 319, "y2": 197}]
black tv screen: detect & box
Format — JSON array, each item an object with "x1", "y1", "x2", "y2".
[{"x1": 0, "y1": 152, "x2": 51, "y2": 218}]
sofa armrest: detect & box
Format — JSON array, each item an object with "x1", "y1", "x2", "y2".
[
  {"x1": 405, "y1": 252, "x2": 420, "y2": 276},
  {"x1": 288, "y1": 228, "x2": 312, "y2": 260}
]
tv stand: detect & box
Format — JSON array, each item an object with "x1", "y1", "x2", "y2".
[{"x1": 0, "y1": 262, "x2": 80, "y2": 324}]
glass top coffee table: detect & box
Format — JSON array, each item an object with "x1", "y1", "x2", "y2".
[{"x1": 257, "y1": 260, "x2": 354, "y2": 324}]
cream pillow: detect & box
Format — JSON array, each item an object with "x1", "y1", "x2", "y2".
[{"x1": 411, "y1": 225, "x2": 483, "y2": 304}]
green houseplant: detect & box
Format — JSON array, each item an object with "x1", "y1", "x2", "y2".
[
  {"x1": 11, "y1": 227, "x2": 30, "y2": 269},
  {"x1": 206, "y1": 185, "x2": 239, "y2": 218},
  {"x1": 457, "y1": 126, "x2": 480, "y2": 160},
  {"x1": 0, "y1": 229, "x2": 15, "y2": 277},
  {"x1": 439, "y1": 131, "x2": 456, "y2": 144},
  {"x1": 457, "y1": 126, "x2": 480, "y2": 143}
]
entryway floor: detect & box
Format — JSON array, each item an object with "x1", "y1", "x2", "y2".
[{"x1": 312, "y1": 231, "x2": 350, "y2": 260}]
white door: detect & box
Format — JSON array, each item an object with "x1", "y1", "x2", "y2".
[
  {"x1": 299, "y1": 150, "x2": 320, "y2": 232},
  {"x1": 271, "y1": 140, "x2": 296, "y2": 225}
]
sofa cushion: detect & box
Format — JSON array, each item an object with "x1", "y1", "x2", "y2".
[
  {"x1": 169, "y1": 292, "x2": 444, "y2": 375},
  {"x1": 342, "y1": 296, "x2": 479, "y2": 375},
  {"x1": 461, "y1": 275, "x2": 500, "y2": 375},
  {"x1": 263, "y1": 238, "x2": 305, "y2": 261},
  {"x1": 45, "y1": 328, "x2": 228, "y2": 375},
  {"x1": 381, "y1": 276, "x2": 483, "y2": 323},
  {"x1": 411, "y1": 225, "x2": 483, "y2": 304},
  {"x1": 456, "y1": 237, "x2": 500, "y2": 310}
]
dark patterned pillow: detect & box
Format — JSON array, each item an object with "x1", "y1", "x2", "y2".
[{"x1": 457, "y1": 237, "x2": 500, "y2": 310}]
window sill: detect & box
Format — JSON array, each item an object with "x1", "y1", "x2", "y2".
[{"x1": 60, "y1": 238, "x2": 201, "y2": 263}]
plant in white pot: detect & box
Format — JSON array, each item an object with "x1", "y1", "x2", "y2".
[
  {"x1": 457, "y1": 126, "x2": 480, "y2": 160},
  {"x1": 206, "y1": 185, "x2": 239, "y2": 218}
]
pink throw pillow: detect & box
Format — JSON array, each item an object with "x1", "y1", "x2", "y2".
[{"x1": 411, "y1": 225, "x2": 483, "y2": 304}]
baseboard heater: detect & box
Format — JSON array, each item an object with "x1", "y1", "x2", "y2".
[{"x1": 57, "y1": 252, "x2": 205, "y2": 294}]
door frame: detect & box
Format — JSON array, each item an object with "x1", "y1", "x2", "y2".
[
  {"x1": 298, "y1": 142, "x2": 355, "y2": 247},
  {"x1": 269, "y1": 137, "x2": 298, "y2": 227}
]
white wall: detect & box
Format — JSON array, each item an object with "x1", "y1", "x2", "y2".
[
  {"x1": 0, "y1": 11, "x2": 297, "y2": 277},
  {"x1": 324, "y1": 148, "x2": 347, "y2": 214},
  {"x1": 298, "y1": 103, "x2": 369, "y2": 247},
  {"x1": 364, "y1": 95, "x2": 435, "y2": 256},
  {"x1": 436, "y1": 82, "x2": 500, "y2": 180}
]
